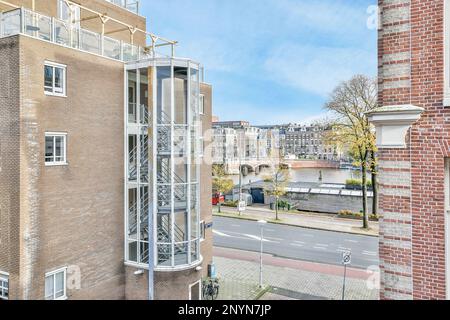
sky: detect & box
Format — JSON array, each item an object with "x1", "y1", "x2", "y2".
[{"x1": 141, "y1": 0, "x2": 378, "y2": 126}]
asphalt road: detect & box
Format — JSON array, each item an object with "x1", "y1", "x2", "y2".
[{"x1": 213, "y1": 216, "x2": 379, "y2": 269}]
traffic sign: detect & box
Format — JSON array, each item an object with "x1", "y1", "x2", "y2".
[
  {"x1": 342, "y1": 251, "x2": 352, "y2": 265},
  {"x1": 238, "y1": 201, "x2": 247, "y2": 212}
]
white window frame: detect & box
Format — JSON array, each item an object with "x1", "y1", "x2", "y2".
[
  {"x1": 188, "y1": 280, "x2": 202, "y2": 300},
  {"x1": 200, "y1": 220, "x2": 206, "y2": 242},
  {"x1": 445, "y1": 159, "x2": 450, "y2": 299},
  {"x1": 199, "y1": 94, "x2": 205, "y2": 115},
  {"x1": 45, "y1": 132, "x2": 68, "y2": 166},
  {"x1": 45, "y1": 267, "x2": 67, "y2": 300},
  {"x1": 445, "y1": 1, "x2": 450, "y2": 106},
  {"x1": 44, "y1": 61, "x2": 67, "y2": 97},
  {"x1": 0, "y1": 271, "x2": 9, "y2": 300}
]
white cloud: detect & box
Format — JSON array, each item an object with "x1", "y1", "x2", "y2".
[{"x1": 264, "y1": 44, "x2": 376, "y2": 97}]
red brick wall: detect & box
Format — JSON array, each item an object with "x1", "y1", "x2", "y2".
[{"x1": 378, "y1": 0, "x2": 448, "y2": 299}]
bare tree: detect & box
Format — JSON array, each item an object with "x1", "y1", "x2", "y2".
[{"x1": 324, "y1": 75, "x2": 378, "y2": 229}]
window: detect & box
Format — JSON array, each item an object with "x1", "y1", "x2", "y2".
[
  {"x1": 44, "y1": 62, "x2": 66, "y2": 96},
  {"x1": 0, "y1": 272, "x2": 8, "y2": 300},
  {"x1": 57, "y1": 0, "x2": 80, "y2": 28},
  {"x1": 45, "y1": 133, "x2": 67, "y2": 165},
  {"x1": 45, "y1": 268, "x2": 67, "y2": 300},
  {"x1": 199, "y1": 94, "x2": 205, "y2": 115},
  {"x1": 200, "y1": 221, "x2": 206, "y2": 242}
]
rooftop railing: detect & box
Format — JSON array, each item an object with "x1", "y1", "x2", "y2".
[
  {"x1": 105, "y1": 0, "x2": 140, "y2": 14},
  {"x1": 0, "y1": 8, "x2": 149, "y2": 62}
]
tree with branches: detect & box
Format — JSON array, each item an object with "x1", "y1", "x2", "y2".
[
  {"x1": 324, "y1": 75, "x2": 378, "y2": 229},
  {"x1": 212, "y1": 164, "x2": 234, "y2": 213},
  {"x1": 263, "y1": 149, "x2": 290, "y2": 221}
]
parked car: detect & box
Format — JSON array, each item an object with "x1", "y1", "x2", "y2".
[{"x1": 212, "y1": 193, "x2": 225, "y2": 206}]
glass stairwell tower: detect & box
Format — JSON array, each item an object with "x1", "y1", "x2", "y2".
[{"x1": 125, "y1": 58, "x2": 202, "y2": 273}]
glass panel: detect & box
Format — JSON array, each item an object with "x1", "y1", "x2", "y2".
[
  {"x1": 128, "y1": 70, "x2": 137, "y2": 124},
  {"x1": 139, "y1": 69, "x2": 149, "y2": 125},
  {"x1": 140, "y1": 186, "x2": 149, "y2": 239},
  {"x1": 54, "y1": 136, "x2": 64, "y2": 161},
  {"x1": 157, "y1": 244, "x2": 172, "y2": 266},
  {"x1": 54, "y1": 67, "x2": 63, "y2": 92},
  {"x1": 190, "y1": 206, "x2": 198, "y2": 240},
  {"x1": 191, "y1": 240, "x2": 199, "y2": 262},
  {"x1": 139, "y1": 242, "x2": 149, "y2": 264},
  {"x1": 55, "y1": 272, "x2": 64, "y2": 298},
  {"x1": 174, "y1": 126, "x2": 187, "y2": 155},
  {"x1": 103, "y1": 36, "x2": 121, "y2": 60},
  {"x1": 128, "y1": 241, "x2": 138, "y2": 263},
  {"x1": 174, "y1": 211, "x2": 188, "y2": 243},
  {"x1": 174, "y1": 67, "x2": 188, "y2": 125},
  {"x1": 190, "y1": 67, "x2": 199, "y2": 125},
  {"x1": 54, "y1": 19, "x2": 70, "y2": 46},
  {"x1": 44, "y1": 66, "x2": 53, "y2": 91},
  {"x1": 37, "y1": 14, "x2": 52, "y2": 41},
  {"x1": 45, "y1": 136, "x2": 54, "y2": 162},
  {"x1": 128, "y1": 188, "x2": 138, "y2": 239},
  {"x1": 174, "y1": 242, "x2": 188, "y2": 266},
  {"x1": 1, "y1": 10, "x2": 21, "y2": 37},
  {"x1": 80, "y1": 29, "x2": 100, "y2": 54},
  {"x1": 157, "y1": 213, "x2": 171, "y2": 242},
  {"x1": 45, "y1": 275, "x2": 54, "y2": 300},
  {"x1": 140, "y1": 135, "x2": 149, "y2": 183},
  {"x1": 157, "y1": 66, "x2": 172, "y2": 124}
]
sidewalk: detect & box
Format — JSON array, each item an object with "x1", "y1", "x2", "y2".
[
  {"x1": 213, "y1": 205, "x2": 379, "y2": 237},
  {"x1": 214, "y1": 247, "x2": 380, "y2": 300}
]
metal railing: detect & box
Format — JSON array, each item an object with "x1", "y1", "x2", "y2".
[{"x1": 0, "y1": 8, "x2": 147, "y2": 62}]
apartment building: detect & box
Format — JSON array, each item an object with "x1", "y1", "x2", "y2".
[
  {"x1": 0, "y1": 0, "x2": 212, "y2": 300},
  {"x1": 211, "y1": 121, "x2": 280, "y2": 172},
  {"x1": 282, "y1": 124, "x2": 338, "y2": 161},
  {"x1": 368, "y1": 0, "x2": 450, "y2": 300}
]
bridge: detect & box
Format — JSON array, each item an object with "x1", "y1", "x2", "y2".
[{"x1": 219, "y1": 158, "x2": 289, "y2": 176}]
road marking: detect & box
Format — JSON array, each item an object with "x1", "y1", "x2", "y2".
[
  {"x1": 362, "y1": 251, "x2": 377, "y2": 256},
  {"x1": 266, "y1": 236, "x2": 283, "y2": 241},
  {"x1": 290, "y1": 243, "x2": 304, "y2": 247},
  {"x1": 231, "y1": 224, "x2": 241, "y2": 228},
  {"x1": 313, "y1": 246, "x2": 328, "y2": 250},
  {"x1": 315, "y1": 243, "x2": 329, "y2": 247},
  {"x1": 244, "y1": 234, "x2": 274, "y2": 242},
  {"x1": 344, "y1": 239, "x2": 358, "y2": 243},
  {"x1": 294, "y1": 241, "x2": 306, "y2": 245},
  {"x1": 302, "y1": 234, "x2": 314, "y2": 238},
  {"x1": 213, "y1": 230, "x2": 232, "y2": 237},
  {"x1": 265, "y1": 229, "x2": 275, "y2": 232}
]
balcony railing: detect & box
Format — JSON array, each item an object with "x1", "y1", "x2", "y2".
[
  {"x1": 0, "y1": 8, "x2": 146, "y2": 62},
  {"x1": 105, "y1": 0, "x2": 140, "y2": 14}
]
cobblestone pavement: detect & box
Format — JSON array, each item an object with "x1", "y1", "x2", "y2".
[{"x1": 214, "y1": 254, "x2": 379, "y2": 301}]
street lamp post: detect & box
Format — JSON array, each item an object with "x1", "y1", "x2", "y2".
[{"x1": 257, "y1": 220, "x2": 267, "y2": 288}]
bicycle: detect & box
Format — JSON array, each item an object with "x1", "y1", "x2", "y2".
[{"x1": 202, "y1": 278, "x2": 220, "y2": 300}]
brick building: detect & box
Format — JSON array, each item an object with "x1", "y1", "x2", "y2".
[
  {"x1": 368, "y1": 0, "x2": 450, "y2": 300},
  {"x1": 0, "y1": 0, "x2": 212, "y2": 300}
]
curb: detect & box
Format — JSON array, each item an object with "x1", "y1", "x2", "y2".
[{"x1": 213, "y1": 213, "x2": 379, "y2": 238}]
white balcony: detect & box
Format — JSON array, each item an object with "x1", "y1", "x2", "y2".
[{"x1": 0, "y1": 8, "x2": 146, "y2": 62}]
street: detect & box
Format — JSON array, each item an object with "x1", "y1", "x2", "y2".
[{"x1": 213, "y1": 216, "x2": 379, "y2": 269}]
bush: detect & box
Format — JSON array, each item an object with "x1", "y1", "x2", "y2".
[
  {"x1": 222, "y1": 200, "x2": 238, "y2": 208},
  {"x1": 339, "y1": 210, "x2": 353, "y2": 216}
]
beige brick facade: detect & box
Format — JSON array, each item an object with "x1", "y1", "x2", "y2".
[{"x1": 0, "y1": 0, "x2": 212, "y2": 301}]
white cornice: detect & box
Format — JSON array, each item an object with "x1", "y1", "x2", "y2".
[{"x1": 366, "y1": 105, "x2": 424, "y2": 148}]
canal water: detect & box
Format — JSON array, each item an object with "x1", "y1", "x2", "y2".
[{"x1": 230, "y1": 168, "x2": 366, "y2": 185}]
